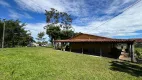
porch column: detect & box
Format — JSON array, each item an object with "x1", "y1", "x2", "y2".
[
  {"x1": 99, "y1": 43, "x2": 102, "y2": 57},
  {"x1": 54, "y1": 42, "x2": 57, "y2": 49},
  {"x1": 130, "y1": 43, "x2": 135, "y2": 62},
  {"x1": 70, "y1": 48, "x2": 72, "y2": 52},
  {"x1": 100, "y1": 48, "x2": 102, "y2": 56},
  {"x1": 69, "y1": 43, "x2": 72, "y2": 52},
  {"x1": 82, "y1": 43, "x2": 84, "y2": 54},
  {"x1": 63, "y1": 42, "x2": 66, "y2": 51},
  {"x1": 61, "y1": 42, "x2": 64, "y2": 51},
  {"x1": 127, "y1": 43, "x2": 131, "y2": 56},
  {"x1": 82, "y1": 48, "x2": 84, "y2": 54},
  {"x1": 61, "y1": 42, "x2": 63, "y2": 51}
]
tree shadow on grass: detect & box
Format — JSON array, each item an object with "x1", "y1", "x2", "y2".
[{"x1": 110, "y1": 61, "x2": 142, "y2": 77}]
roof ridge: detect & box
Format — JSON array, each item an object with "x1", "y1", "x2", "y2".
[{"x1": 70, "y1": 33, "x2": 113, "y2": 40}]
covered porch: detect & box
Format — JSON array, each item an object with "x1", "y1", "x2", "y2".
[{"x1": 54, "y1": 39, "x2": 135, "y2": 62}]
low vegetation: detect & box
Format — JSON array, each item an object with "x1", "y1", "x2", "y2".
[
  {"x1": 0, "y1": 48, "x2": 142, "y2": 80},
  {"x1": 135, "y1": 48, "x2": 142, "y2": 59}
]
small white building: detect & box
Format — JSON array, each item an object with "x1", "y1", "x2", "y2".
[{"x1": 27, "y1": 42, "x2": 39, "y2": 47}]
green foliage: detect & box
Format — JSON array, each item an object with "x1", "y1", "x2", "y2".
[
  {"x1": 0, "y1": 19, "x2": 34, "y2": 47},
  {"x1": 60, "y1": 30, "x2": 74, "y2": 39},
  {"x1": 37, "y1": 32, "x2": 45, "y2": 40},
  {"x1": 46, "y1": 25, "x2": 61, "y2": 43},
  {"x1": 135, "y1": 43, "x2": 142, "y2": 48},
  {"x1": 0, "y1": 48, "x2": 142, "y2": 80},
  {"x1": 135, "y1": 48, "x2": 142, "y2": 59},
  {"x1": 45, "y1": 8, "x2": 76, "y2": 44},
  {"x1": 46, "y1": 24, "x2": 76, "y2": 43},
  {"x1": 45, "y1": 8, "x2": 72, "y2": 30},
  {"x1": 36, "y1": 32, "x2": 46, "y2": 46}
]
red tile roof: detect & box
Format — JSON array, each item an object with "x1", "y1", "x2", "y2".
[
  {"x1": 54, "y1": 33, "x2": 141, "y2": 43},
  {"x1": 55, "y1": 39, "x2": 134, "y2": 43},
  {"x1": 130, "y1": 39, "x2": 142, "y2": 42},
  {"x1": 70, "y1": 33, "x2": 112, "y2": 40}
]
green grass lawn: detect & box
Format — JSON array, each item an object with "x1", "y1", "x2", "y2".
[{"x1": 0, "y1": 47, "x2": 142, "y2": 80}]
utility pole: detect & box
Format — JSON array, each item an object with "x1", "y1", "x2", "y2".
[{"x1": 2, "y1": 19, "x2": 5, "y2": 48}]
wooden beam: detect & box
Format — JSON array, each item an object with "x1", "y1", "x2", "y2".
[
  {"x1": 63, "y1": 42, "x2": 66, "y2": 51},
  {"x1": 82, "y1": 43, "x2": 84, "y2": 54},
  {"x1": 61, "y1": 42, "x2": 63, "y2": 51},
  {"x1": 131, "y1": 43, "x2": 135, "y2": 62},
  {"x1": 82, "y1": 47, "x2": 83, "y2": 54},
  {"x1": 61, "y1": 42, "x2": 65, "y2": 51},
  {"x1": 69, "y1": 43, "x2": 71, "y2": 52},
  {"x1": 70, "y1": 46, "x2": 71, "y2": 52},
  {"x1": 128, "y1": 43, "x2": 131, "y2": 57},
  {"x1": 53, "y1": 41, "x2": 56, "y2": 49},
  {"x1": 54, "y1": 42, "x2": 57, "y2": 49},
  {"x1": 70, "y1": 48, "x2": 71, "y2": 52},
  {"x1": 100, "y1": 48, "x2": 102, "y2": 56},
  {"x1": 99, "y1": 43, "x2": 102, "y2": 57}
]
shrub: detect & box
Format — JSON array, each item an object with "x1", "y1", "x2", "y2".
[{"x1": 135, "y1": 48, "x2": 142, "y2": 59}]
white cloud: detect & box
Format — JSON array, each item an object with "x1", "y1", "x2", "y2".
[
  {"x1": 9, "y1": 10, "x2": 33, "y2": 19},
  {"x1": 14, "y1": 0, "x2": 142, "y2": 38},
  {"x1": 105, "y1": 0, "x2": 136, "y2": 14},
  {"x1": 14, "y1": 0, "x2": 139, "y2": 20},
  {"x1": 14, "y1": 0, "x2": 116, "y2": 17},
  {"x1": 73, "y1": 0, "x2": 142, "y2": 38},
  {"x1": 0, "y1": 0, "x2": 10, "y2": 7},
  {"x1": 14, "y1": 0, "x2": 87, "y2": 16},
  {"x1": 24, "y1": 22, "x2": 49, "y2": 41}
]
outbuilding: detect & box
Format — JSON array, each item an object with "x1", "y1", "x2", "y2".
[{"x1": 54, "y1": 33, "x2": 141, "y2": 62}]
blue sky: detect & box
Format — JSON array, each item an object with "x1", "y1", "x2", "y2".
[{"x1": 0, "y1": 0, "x2": 142, "y2": 40}]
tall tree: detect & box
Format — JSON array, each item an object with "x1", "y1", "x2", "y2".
[
  {"x1": 46, "y1": 25, "x2": 61, "y2": 43},
  {"x1": 0, "y1": 19, "x2": 34, "y2": 48},
  {"x1": 36, "y1": 32, "x2": 46, "y2": 46},
  {"x1": 45, "y1": 8, "x2": 74, "y2": 44},
  {"x1": 45, "y1": 8, "x2": 72, "y2": 30}
]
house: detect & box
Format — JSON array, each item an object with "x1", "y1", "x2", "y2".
[
  {"x1": 27, "y1": 42, "x2": 39, "y2": 47},
  {"x1": 54, "y1": 33, "x2": 142, "y2": 62}
]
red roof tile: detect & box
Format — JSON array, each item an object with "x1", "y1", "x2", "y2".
[
  {"x1": 130, "y1": 39, "x2": 142, "y2": 42},
  {"x1": 54, "y1": 33, "x2": 141, "y2": 43},
  {"x1": 55, "y1": 39, "x2": 134, "y2": 43}
]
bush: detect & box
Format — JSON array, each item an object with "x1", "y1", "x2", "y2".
[{"x1": 135, "y1": 48, "x2": 142, "y2": 59}]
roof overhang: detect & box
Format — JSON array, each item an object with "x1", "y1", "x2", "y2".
[
  {"x1": 55, "y1": 39, "x2": 135, "y2": 43},
  {"x1": 54, "y1": 33, "x2": 141, "y2": 43},
  {"x1": 130, "y1": 39, "x2": 142, "y2": 43}
]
